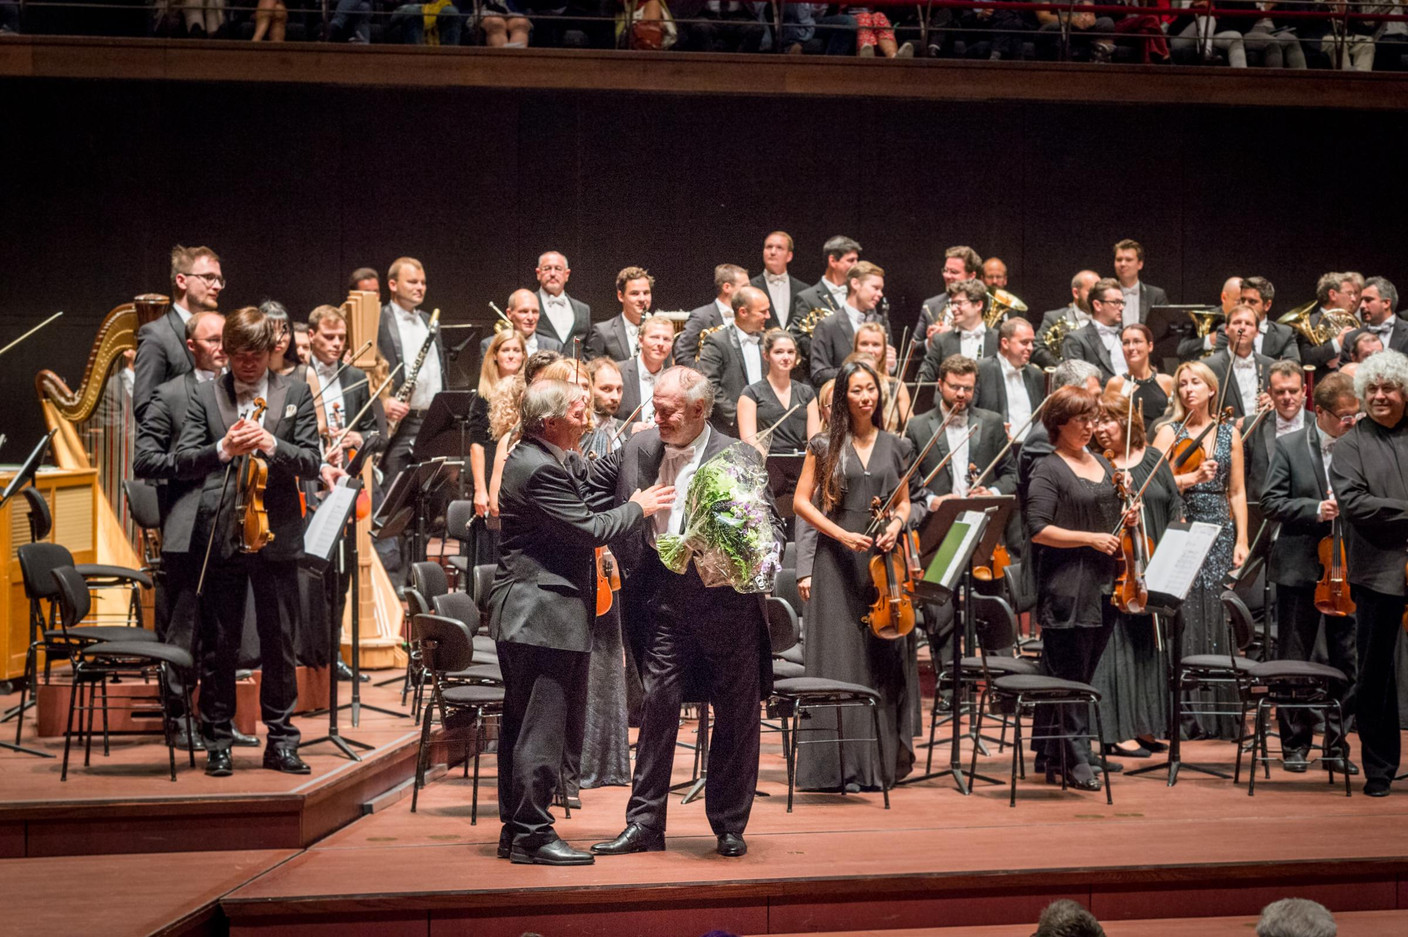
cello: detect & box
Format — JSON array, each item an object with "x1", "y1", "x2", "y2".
[
  {"x1": 1314, "y1": 494, "x2": 1354, "y2": 617},
  {"x1": 235, "y1": 398, "x2": 275, "y2": 553}
]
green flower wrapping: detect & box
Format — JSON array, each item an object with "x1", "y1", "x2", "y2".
[{"x1": 655, "y1": 443, "x2": 782, "y2": 593}]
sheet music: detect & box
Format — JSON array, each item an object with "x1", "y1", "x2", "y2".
[
  {"x1": 303, "y1": 482, "x2": 358, "y2": 564},
  {"x1": 926, "y1": 510, "x2": 988, "y2": 592},
  {"x1": 1145, "y1": 521, "x2": 1222, "y2": 602}
]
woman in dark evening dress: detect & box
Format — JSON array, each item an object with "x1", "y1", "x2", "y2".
[
  {"x1": 1105, "y1": 323, "x2": 1174, "y2": 428},
  {"x1": 1027, "y1": 385, "x2": 1135, "y2": 791},
  {"x1": 792, "y1": 360, "x2": 917, "y2": 791},
  {"x1": 738, "y1": 328, "x2": 820, "y2": 525},
  {"x1": 1150, "y1": 360, "x2": 1250, "y2": 741},
  {"x1": 1092, "y1": 392, "x2": 1183, "y2": 759}
]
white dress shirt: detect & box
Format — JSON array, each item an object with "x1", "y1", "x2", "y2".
[
  {"x1": 636, "y1": 355, "x2": 661, "y2": 422},
  {"x1": 172, "y1": 302, "x2": 193, "y2": 326},
  {"x1": 959, "y1": 324, "x2": 987, "y2": 361},
  {"x1": 1121, "y1": 282, "x2": 1141, "y2": 327},
  {"x1": 735, "y1": 325, "x2": 763, "y2": 385},
  {"x1": 1316, "y1": 424, "x2": 1338, "y2": 503},
  {"x1": 540, "y1": 290, "x2": 575, "y2": 344},
  {"x1": 1274, "y1": 409, "x2": 1305, "y2": 437},
  {"x1": 312, "y1": 358, "x2": 345, "y2": 430},
  {"x1": 824, "y1": 278, "x2": 848, "y2": 308},
  {"x1": 620, "y1": 314, "x2": 641, "y2": 358},
  {"x1": 1094, "y1": 321, "x2": 1128, "y2": 374},
  {"x1": 193, "y1": 368, "x2": 217, "y2": 383},
  {"x1": 656, "y1": 425, "x2": 711, "y2": 536},
  {"x1": 1231, "y1": 352, "x2": 1259, "y2": 416},
  {"x1": 391, "y1": 303, "x2": 443, "y2": 410},
  {"x1": 843, "y1": 302, "x2": 864, "y2": 334},
  {"x1": 943, "y1": 407, "x2": 972, "y2": 498},
  {"x1": 764, "y1": 273, "x2": 791, "y2": 327},
  {"x1": 1254, "y1": 318, "x2": 1269, "y2": 355},
  {"x1": 998, "y1": 354, "x2": 1033, "y2": 443},
  {"x1": 715, "y1": 298, "x2": 735, "y2": 328}
]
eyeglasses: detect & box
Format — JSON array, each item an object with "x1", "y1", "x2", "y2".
[
  {"x1": 182, "y1": 272, "x2": 226, "y2": 288},
  {"x1": 1095, "y1": 297, "x2": 1126, "y2": 307},
  {"x1": 1328, "y1": 413, "x2": 1358, "y2": 425}
]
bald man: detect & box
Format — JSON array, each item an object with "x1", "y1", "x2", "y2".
[
  {"x1": 1033, "y1": 269, "x2": 1099, "y2": 370},
  {"x1": 983, "y1": 257, "x2": 1009, "y2": 290},
  {"x1": 482, "y1": 288, "x2": 563, "y2": 360}
]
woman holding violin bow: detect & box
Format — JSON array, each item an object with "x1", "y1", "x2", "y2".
[
  {"x1": 1149, "y1": 360, "x2": 1250, "y2": 741},
  {"x1": 793, "y1": 359, "x2": 918, "y2": 793}
]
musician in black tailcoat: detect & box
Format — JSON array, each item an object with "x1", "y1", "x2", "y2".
[
  {"x1": 133, "y1": 245, "x2": 222, "y2": 422},
  {"x1": 1329, "y1": 350, "x2": 1408, "y2": 797},
  {"x1": 377, "y1": 257, "x2": 448, "y2": 488},
  {"x1": 698, "y1": 286, "x2": 770, "y2": 438},
  {"x1": 585, "y1": 266, "x2": 652, "y2": 363},
  {"x1": 809, "y1": 261, "x2": 890, "y2": 387},
  {"x1": 489, "y1": 379, "x2": 671, "y2": 865},
  {"x1": 1242, "y1": 360, "x2": 1308, "y2": 505},
  {"x1": 175, "y1": 307, "x2": 332, "y2": 777},
  {"x1": 789, "y1": 235, "x2": 860, "y2": 380},
  {"x1": 1202, "y1": 306, "x2": 1275, "y2": 423},
  {"x1": 588, "y1": 367, "x2": 776, "y2": 859},
  {"x1": 673, "y1": 264, "x2": 750, "y2": 369},
  {"x1": 1261, "y1": 372, "x2": 1361, "y2": 775}
]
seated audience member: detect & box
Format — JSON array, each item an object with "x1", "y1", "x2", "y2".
[
  {"x1": 251, "y1": 0, "x2": 288, "y2": 41},
  {"x1": 851, "y1": 6, "x2": 915, "y2": 57},
  {"x1": 176, "y1": 0, "x2": 225, "y2": 36},
  {"x1": 1244, "y1": 3, "x2": 1307, "y2": 68},
  {"x1": 1112, "y1": 0, "x2": 1171, "y2": 62},
  {"x1": 779, "y1": 3, "x2": 857, "y2": 54},
  {"x1": 1317, "y1": 9, "x2": 1374, "y2": 70},
  {"x1": 1035, "y1": 900, "x2": 1106, "y2": 937},
  {"x1": 1035, "y1": 5, "x2": 1116, "y2": 61},
  {"x1": 327, "y1": 0, "x2": 373, "y2": 40},
  {"x1": 955, "y1": 1, "x2": 1037, "y2": 61},
  {"x1": 1256, "y1": 898, "x2": 1337, "y2": 937},
  {"x1": 618, "y1": 0, "x2": 673, "y2": 49},
  {"x1": 671, "y1": 0, "x2": 765, "y2": 52},
  {"x1": 384, "y1": 0, "x2": 463, "y2": 43},
  {"x1": 1168, "y1": 0, "x2": 1247, "y2": 67},
  {"x1": 478, "y1": 0, "x2": 531, "y2": 46}
]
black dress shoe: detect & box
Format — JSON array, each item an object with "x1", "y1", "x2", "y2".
[
  {"x1": 511, "y1": 838, "x2": 594, "y2": 865},
  {"x1": 170, "y1": 722, "x2": 205, "y2": 752},
  {"x1": 1325, "y1": 756, "x2": 1359, "y2": 776},
  {"x1": 1103, "y1": 743, "x2": 1148, "y2": 759},
  {"x1": 231, "y1": 728, "x2": 261, "y2": 748},
  {"x1": 716, "y1": 833, "x2": 747, "y2": 857},
  {"x1": 263, "y1": 747, "x2": 312, "y2": 774},
  {"x1": 591, "y1": 823, "x2": 666, "y2": 855},
  {"x1": 1137, "y1": 738, "x2": 1168, "y2": 754},
  {"x1": 205, "y1": 750, "x2": 233, "y2": 777},
  {"x1": 1046, "y1": 768, "x2": 1101, "y2": 792},
  {"x1": 497, "y1": 827, "x2": 512, "y2": 859},
  {"x1": 1283, "y1": 749, "x2": 1309, "y2": 773},
  {"x1": 337, "y1": 659, "x2": 371, "y2": 682},
  {"x1": 1364, "y1": 778, "x2": 1391, "y2": 797}
]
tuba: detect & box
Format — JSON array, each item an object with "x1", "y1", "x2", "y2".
[
  {"x1": 1279, "y1": 299, "x2": 1362, "y2": 346},
  {"x1": 985, "y1": 288, "x2": 1027, "y2": 328}
]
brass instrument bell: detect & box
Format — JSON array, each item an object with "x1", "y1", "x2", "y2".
[{"x1": 985, "y1": 288, "x2": 1027, "y2": 329}]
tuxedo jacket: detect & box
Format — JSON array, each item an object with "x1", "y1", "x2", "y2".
[
  {"x1": 133, "y1": 371, "x2": 204, "y2": 554},
  {"x1": 585, "y1": 315, "x2": 634, "y2": 363},
  {"x1": 790, "y1": 276, "x2": 843, "y2": 327},
  {"x1": 295, "y1": 362, "x2": 376, "y2": 435},
  {"x1": 133, "y1": 307, "x2": 196, "y2": 424},
  {"x1": 973, "y1": 356, "x2": 1045, "y2": 425},
  {"x1": 488, "y1": 436, "x2": 642, "y2": 653},
  {"x1": 674, "y1": 302, "x2": 727, "y2": 369},
  {"x1": 1295, "y1": 307, "x2": 1373, "y2": 371},
  {"x1": 174, "y1": 371, "x2": 322, "y2": 563},
  {"x1": 1176, "y1": 320, "x2": 1301, "y2": 364},
  {"x1": 1261, "y1": 426, "x2": 1333, "y2": 588},
  {"x1": 750, "y1": 272, "x2": 806, "y2": 331},
  {"x1": 1136, "y1": 282, "x2": 1170, "y2": 323},
  {"x1": 535, "y1": 289, "x2": 591, "y2": 349},
  {"x1": 917, "y1": 328, "x2": 1000, "y2": 384},
  {"x1": 1328, "y1": 415, "x2": 1408, "y2": 595},
  {"x1": 479, "y1": 330, "x2": 563, "y2": 361},
  {"x1": 378, "y1": 304, "x2": 448, "y2": 399},
  {"x1": 1062, "y1": 321, "x2": 1122, "y2": 383},
  {"x1": 1204, "y1": 349, "x2": 1275, "y2": 421},
  {"x1": 903, "y1": 406, "x2": 1017, "y2": 506},
  {"x1": 807, "y1": 307, "x2": 891, "y2": 387},
  {"x1": 1241, "y1": 408, "x2": 1282, "y2": 506},
  {"x1": 1347, "y1": 319, "x2": 1408, "y2": 357},
  {"x1": 698, "y1": 326, "x2": 754, "y2": 437}
]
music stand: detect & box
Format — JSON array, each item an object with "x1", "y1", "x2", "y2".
[
  {"x1": 1148, "y1": 304, "x2": 1216, "y2": 376},
  {"x1": 373, "y1": 458, "x2": 452, "y2": 567},
  {"x1": 411, "y1": 391, "x2": 480, "y2": 501},
  {"x1": 898, "y1": 496, "x2": 1012, "y2": 794},
  {"x1": 0, "y1": 429, "x2": 57, "y2": 512}
]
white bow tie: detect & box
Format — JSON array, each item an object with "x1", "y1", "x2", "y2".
[
  {"x1": 1095, "y1": 323, "x2": 1121, "y2": 339},
  {"x1": 315, "y1": 362, "x2": 339, "y2": 379},
  {"x1": 961, "y1": 329, "x2": 984, "y2": 341},
  {"x1": 739, "y1": 331, "x2": 761, "y2": 345},
  {"x1": 944, "y1": 411, "x2": 968, "y2": 428},
  {"x1": 547, "y1": 295, "x2": 568, "y2": 306},
  {"x1": 662, "y1": 445, "x2": 695, "y2": 465},
  {"x1": 234, "y1": 380, "x2": 262, "y2": 397},
  {"x1": 1367, "y1": 322, "x2": 1392, "y2": 335},
  {"x1": 765, "y1": 273, "x2": 788, "y2": 285}
]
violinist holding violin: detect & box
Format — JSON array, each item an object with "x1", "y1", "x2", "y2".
[
  {"x1": 792, "y1": 359, "x2": 917, "y2": 793},
  {"x1": 176, "y1": 307, "x2": 334, "y2": 778},
  {"x1": 1150, "y1": 360, "x2": 1249, "y2": 741},
  {"x1": 1261, "y1": 372, "x2": 1360, "y2": 776}
]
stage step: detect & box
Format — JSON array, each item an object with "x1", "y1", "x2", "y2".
[{"x1": 760, "y1": 908, "x2": 1408, "y2": 936}]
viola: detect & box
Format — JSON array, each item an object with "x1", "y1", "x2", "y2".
[
  {"x1": 236, "y1": 398, "x2": 275, "y2": 553},
  {"x1": 595, "y1": 546, "x2": 621, "y2": 617},
  {"x1": 1315, "y1": 513, "x2": 1354, "y2": 617},
  {"x1": 863, "y1": 496, "x2": 915, "y2": 641},
  {"x1": 1107, "y1": 450, "x2": 1154, "y2": 615},
  {"x1": 1170, "y1": 407, "x2": 1234, "y2": 477}
]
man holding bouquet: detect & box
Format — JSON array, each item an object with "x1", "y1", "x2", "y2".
[{"x1": 588, "y1": 367, "x2": 778, "y2": 859}]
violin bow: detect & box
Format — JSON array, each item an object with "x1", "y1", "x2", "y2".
[
  {"x1": 884, "y1": 327, "x2": 915, "y2": 429},
  {"x1": 863, "y1": 406, "x2": 959, "y2": 537},
  {"x1": 0, "y1": 311, "x2": 62, "y2": 358},
  {"x1": 309, "y1": 340, "x2": 375, "y2": 404},
  {"x1": 753, "y1": 403, "x2": 801, "y2": 450},
  {"x1": 607, "y1": 402, "x2": 647, "y2": 447},
  {"x1": 918, "y1": 424, "x2": 980, "y2": 492},
  {"x1": 326, "y1": 363, "x2": 403, "y2": 458}
]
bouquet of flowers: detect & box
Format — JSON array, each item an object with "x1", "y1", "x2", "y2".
[{"x1": 656, "y1": 443, "x2": 782, "y2": 594}]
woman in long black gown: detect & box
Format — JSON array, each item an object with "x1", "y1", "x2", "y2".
[{"x1": 792, "y1": 360, "x2": 917, "y2": 791}]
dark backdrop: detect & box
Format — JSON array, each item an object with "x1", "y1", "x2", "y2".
[{"x1": 4, "y1": 77, "x2": 1407, "y2": 450}]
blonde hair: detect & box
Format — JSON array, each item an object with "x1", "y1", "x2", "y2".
[
  {"x1": 479, "y1": 330, "x2": 527, "y2": 396},
  {"x1": 488, "y1": 374, "x2": 526, "y2": 441},
  {"x1": 1168, "y1": 360, "x2": 1220, "y2": 425}
]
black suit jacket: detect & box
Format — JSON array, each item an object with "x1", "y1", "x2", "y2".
[
  {"x1": 174, "y1": 371, "x2": 323, "y2": 563},
  {"x1": 917, "y1": 328, "x2": 1000, "y2": 384},
  {"x1": 904, "y1": 406, "x2": 1017, "y2": 508},
  {"x1": 1176, "y1": 321, "x2": 1302, "y2": 364},
  {"x1": 1241, "y1": 408, "x2": 1284, "y2": 505},
  {"x1": 807, "y1": 307, "x2": 891, "y2": 387},
  {"x1": 674, "y1": 302, "x2": 727, "y2": 369},
  {"x1": 1032, "y1": 305, "x2": 1083, "y2": 370},
  {"x1": 1137, "y1": 282, "x2": 1170, "y2": 323},
  {"x1": 1329, "y1": 415, "x2": 1408, "y2": 595},
  {"x1": 378, "y1": 304, "x2": 448, "y2": 398},
  {"x1": 1295, "y1": 307, "x2": 1361, "y2": 372},
  {"x1": 750, "y1": 272, "x2": 805, "y2": 331},
  {"x1": 133, "y1": 307, "x2": 196, "y2": 424},
  {"x1": 1204, "y1": 349, "x2": 1275, "y2": 420},
  {"x1": 698, "y1": 326, "x2": 755, "y2": 437},
  {"x1": 133, "y1": 371, "x2": 204, "y2": 554},
  {"x1": 489, "y1": 437, "x2": 642, "y2": 653},
  {"x1": 297, "y1": 362, "x2": 376, "y2": 435},
  {"x1": 1063, "y1": 321, "x2": 1120, "y2": 383},
  {"x1": 790, "y1": 278, "x2": 845, "y2": 380},
  {"x1": 535, "y1": 290, "x2": 591, "y2": 348},
  {"x1": 585, "y1": 315, "x2": 634, "y2": 363},
  {"x1": 972, "y1": 356, "x2": 1044, "y2": 426},
  {"x1": 1261, "y1": 426, "x2": 1332, "y2": 588}
]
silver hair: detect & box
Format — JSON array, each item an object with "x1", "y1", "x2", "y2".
[
  {"x1": 1255, "y1": 898, "x2": 1336, "y2": 937},
  {"x1": 1353, "y1": 348, "x2": 1408, "y2": 400},
  {"x1": 1051, "y1": 359, "x2": 1101, "y2": 390},
  {"x1": 537, "y1": 250, "x2": 569, "y2": 268},
  {"x1": 1365, "y1": 275, "x2": 1398, "y2": 310},
  {"x1": 521, "y1": 379, "x2": 586, "y2": 437},
  {"x1": 657, "y1": 365, "x2": 715, "y2": 419}
]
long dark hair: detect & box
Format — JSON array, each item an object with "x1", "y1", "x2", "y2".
[{"x1": 817, "y1": 359, "x2": 884, "y2": 513}]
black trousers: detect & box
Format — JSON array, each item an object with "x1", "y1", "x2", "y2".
[
  {"x1": 624, "y1": 557, "x2": 761, "y2": 837},
  {"x1": 155, "y1": 550, "x2": 203, "y2": 720},
  {"x1": 198, "y1": 553, "x2": 301, "y2": 753},
  {"x1": 1275, "y1": 583, "x2": 1357, "y2": 755},
  {"x1": 1352, "y1": 585, "x2": 1407, "y2": 784},
  {"x1": 1034, "y1": 603, "x2": 1117, "y2": 770},
  {"x1": 496, "y1": 641, "x2": 589, "y2": 848},
  {"x1": 376, "y1": 412, "x2": 425, "y2": 581}
]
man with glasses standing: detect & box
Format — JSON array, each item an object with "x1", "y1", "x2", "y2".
[
  {"x1": 1261, "y1": 372, "x2": 1361, "y2": 776},
  {"x1": 535, "y1": 251, "x2": 591, "y2": 352},
  {"x1": 917, "y1": 279, "x2": 999, "y2": 385},
  {"x1": 1061, "y1": 278, "x2": 1127, "y2": 383},
  {"x1": 135, "y1": 245, "x2": 224, "y2": 422}
]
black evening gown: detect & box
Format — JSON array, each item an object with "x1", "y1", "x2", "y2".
[{"x1": 796, "y1": 431, "x2": 919, "y2": 791}]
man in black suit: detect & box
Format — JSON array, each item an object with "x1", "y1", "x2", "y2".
[
  {"x1": 615, "y1": 315, "x2": 675, "y2": 426},
  {"x1": 917, "y1": 279, "x2": 999, "y2": 385},
  {"x1": 913, "y1": 245, "x2": 984, "y2": 355},
  {"x1": 1061, "y1": 277, "x2": 1128, "y2": 384},
  {"x1": 1357, "y1": 277, "x2": 1408, "y2": 354},
  {"x1": 589, "y1": 368, "x2": 776, "y2": 858},
  {"x1": 490, "y1": 379, "x2": 671, "y2": 865},
  {"x1": 134, "y1": 310, "x2": 226, "y2": 750},
  {"x1": 1243, "y1": 360, "x2": 1308, "y2": 505},
  {"x1": 586, "y1": 266, "x2": 652, "y2": 363},
  {"x1": 751, "y1": 230, "x2": 807, "y2": 333},
  {"x1": 974, "y1": 317, "x2": 1044, "y2": 442},
  {"x1": 790, "y1": 235, "x2": 861, "y2": 376},
  {"x1": 481, "y1": 290, "x2": 563, "y2": 361},
  {"x1": 1204, "y1": 306, "x2": 1275, "y2": 423},
  {"x1": 1032, "y1": 270, "x2": 1098, "y2": 370},
  {"x1": 175, "y1": 307, "x2": 333, "y2": 777},
  {"x1": 699, "y1": 286, "x2": 769, "y2": 437},
  {"x1": 1262, "y1": 372, "x2": 1361, "y2": 775},
  {"x1": 810, "y1": 260, "x2": 889, "y2": 387},
  {"x1": 674, "y1": 264, "x2": 750, "y2": 369},
  {"x1": 1330, "y1": 350, "x2": 1408, "y2": 796},
  {"x1": 1296, "y1": 272, "x2": 1363, "y2": 372},
  {"x1": 1179, "y1": 276, "x2": 1302, "y2": 363},
  {"x1": 535, "y1": 251, "x2": 592, "y2": 351},
  {"x1": 377, "y1": 256, "x2": 448, "y2": 489},
  {"x1": 134, "y1": 244, "x2": 223, "y2": 423},
  {"x1": 1112, "y1": 238, "x2": 1169, "y2": 326}
]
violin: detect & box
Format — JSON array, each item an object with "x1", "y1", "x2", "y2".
[
  {"x1": 966, "y1": 462, "x2": 1011, "y2": 582},
  {"x1": 594, "y1": 546, "x2": 621, "y2": 617},
  {"x1": 1170, "y1": 407, "x2": 1234, "y2": 477},
  {"x1": 1107, "y1": 450, "x2": 1154, "y2": 615},
  {"x1": 1314, "y1": 507, "x2": 1354, "y2": 617},
  {"x1": 863, "y1": 496, "x2": 915, "y2": 641},
  {"x1": 236, "y1": 398, "x2": 275, "y2": 553}
]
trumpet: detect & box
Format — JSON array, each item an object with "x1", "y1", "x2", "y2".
[
  {"x1": 1279, "y1": 299, "x2": 1362, "y2": 346},
  {"x1": 986, "y1": 288, "x2": 1027, "y2": 328}
]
